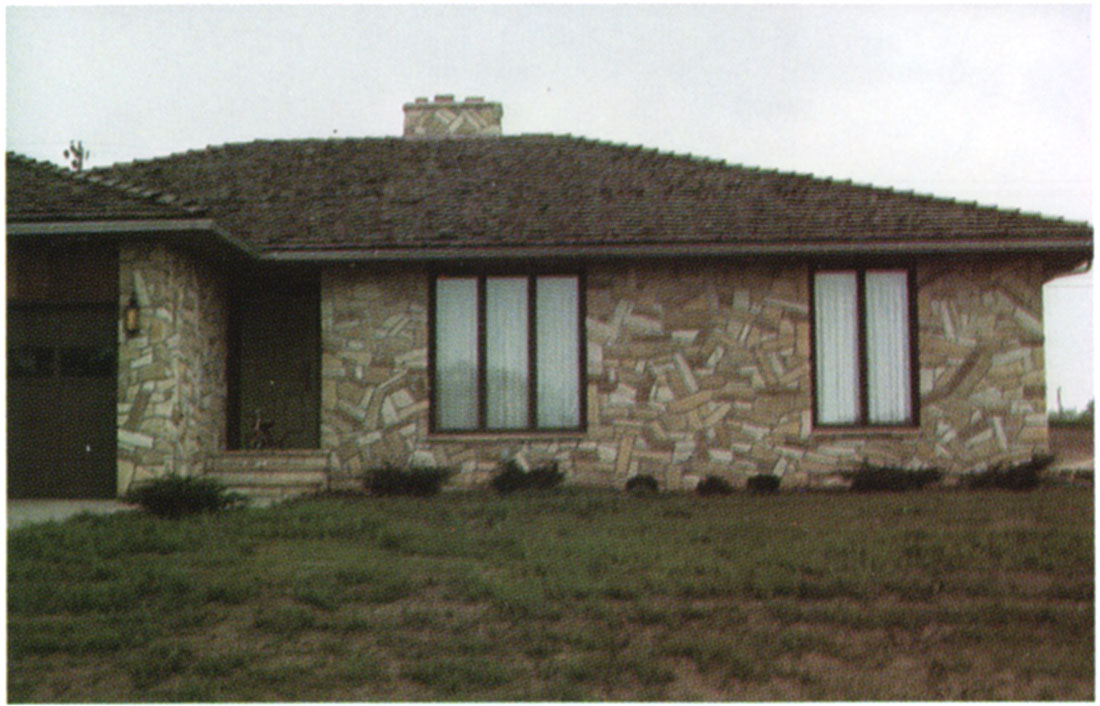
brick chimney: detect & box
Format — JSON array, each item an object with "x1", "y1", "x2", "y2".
[{"x1": 403, "y1": 95, "x2": 503, "y2": 138}]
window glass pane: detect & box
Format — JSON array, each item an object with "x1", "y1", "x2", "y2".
[
  {"x1": 536, "y1": 276, "x2": 580, "y2": 428},
  {"x1": 435, "y1": 278, "x2": 479, "y2": 430},
  {"x1": 814, "y1": 272, "x2": 860, "y2": 424},
  {"x1": 9, "y1": 346, "x2": 54, "y2": 378},
  {"x1": 865, "y1": 271, "x2": 912, "y2": 424},
  {"x1": 486, "y1": 277, "x2": 529, "y2": 429}
]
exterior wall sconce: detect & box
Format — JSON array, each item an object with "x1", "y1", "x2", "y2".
[{"x1": 124, "y1": 291, "x2": 141, "y2": 336}]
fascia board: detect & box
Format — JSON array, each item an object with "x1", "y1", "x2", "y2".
[
  {"x1": 259, "y1": 238, "x2": 1093, "y2": 263},
  {"x1": 7, "y1": 219, "x2": 257, "y2": 259}
]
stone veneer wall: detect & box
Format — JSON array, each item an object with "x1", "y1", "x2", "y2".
[
  {"x1": 117, "y1": 244, "x2": 228, "y2": 493},
  {"x1": 320, "y1": 259, "x2": 1052, "y2": 489}
]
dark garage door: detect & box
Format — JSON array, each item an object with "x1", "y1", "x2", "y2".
[{"x1": 8, "y1": 305, "x2": 118, "y2": 498}]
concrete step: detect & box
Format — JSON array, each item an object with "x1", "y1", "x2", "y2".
[
  {"x1": 205, "y1": 470, "x2": 327, "y2": 487},
  {"x1": 206, "y1": 450, "x2": 331, "y2": 501},
  {"x1": 208, "y1": 451, "x2": 328, "y2": 474}
]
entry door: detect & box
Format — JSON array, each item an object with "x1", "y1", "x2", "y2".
[{"x1": 8, "y1": 305, "x2": 118, "y2": 498}]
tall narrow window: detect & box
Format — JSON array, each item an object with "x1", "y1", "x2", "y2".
[
  {"x1": 813, "y1": 268, "x2": 915, "y2": 426},
  {"x1": 536, "y1": 276, "x2": 580, "y2": 428},
  {"x1": 485, "y1": 277, "x2": 529, "y2": 429},
  {"x1": 864, "y1": 271, "x2": 912, "y2": 424},
  {"x1": 432, "y1": 273, "x2": 584, "y2": 432},
  {"x1": 434, "y1": 277, "x2": 479, "y2": 431}
]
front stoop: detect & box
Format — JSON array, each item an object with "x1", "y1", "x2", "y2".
[{"x1": 206, "y1": 450, "x2": 330, "y2": 502}]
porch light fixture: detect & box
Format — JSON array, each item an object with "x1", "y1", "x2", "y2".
[{"x1": 124, "y1": 291, "x2": 141, "y2": 336}]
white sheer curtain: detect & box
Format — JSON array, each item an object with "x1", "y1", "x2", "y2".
[
  {"x1": 435, "y1": 278, "x2": 479, "y2": 430},
  {"x1": 536, "y1": 276, "x2": 580, "y2": 428},
  {"x1": 814, "y1": 272, "x2": 860, "y2": 424},
  {"x1": 865, "y1": 271, "x2": 911, "y2": 424},
  {"x1": 486, "y1": 277, "x2": 529, "y2": 429}
]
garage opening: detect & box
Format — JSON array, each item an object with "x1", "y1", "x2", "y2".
[{"x1": 7, "y1": 246, "x2": 119, "y2": 498}]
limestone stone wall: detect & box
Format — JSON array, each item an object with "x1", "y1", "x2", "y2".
[
  {"x1": 915, "y1": 259, "x2": 1050, "y2": 470},
  {"x1": 318, "y1": 259, "x2": 1053, "y2": 489},
  {"x1": 320, "y1": 267, "x2": 430, "y2": 476},
  {"x1": 117, "y1": 244, "x2": 228, "y2": 492}
]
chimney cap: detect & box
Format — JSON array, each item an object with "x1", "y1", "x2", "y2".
[
  {"x1": 434, "y1": 94, "x2": 455, "y2": 103},
  {"x1": 414, "y1": 96, "x2": 428, "y2": 104}
]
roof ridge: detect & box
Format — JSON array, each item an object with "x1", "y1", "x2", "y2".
[{"x1": 9, "y1": 150, "x2": 206, "y2": 216}]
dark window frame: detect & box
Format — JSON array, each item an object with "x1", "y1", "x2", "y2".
[
  {"x1": 428, "y1": 270, "x2": 587, "y2": 434},
  {"x1": 809, "y1": 266, "x2": 920, "y2": 429}
]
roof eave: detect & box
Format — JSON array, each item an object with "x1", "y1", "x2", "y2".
[
  {"x1": 7, "y1": 218, "x2": 258, "y2": 260},
  {"x1": 258, "y1": 237, "x2": 1093, "y2": 263}
]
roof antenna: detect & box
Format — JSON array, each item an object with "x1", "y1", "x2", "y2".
[{"x1": 63, "y1": 140, "x2": 89, "y2": 172}]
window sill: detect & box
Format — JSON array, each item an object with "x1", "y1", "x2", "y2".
[
  {"x1": 811, "y1": 426, "x2": 921, "y2": 438},
  {"x1": 429, "y1": 431, "x2": 587, "y2": 443}
]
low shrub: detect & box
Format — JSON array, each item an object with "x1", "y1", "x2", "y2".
[
  {"x1": 625, "y1": 474, "x2": 660, "y2": 494},
  {"x1": 846, "y1": 465, "x2": 943, "y2": 492},
  {"x1": 367, "y1": 465, "x2": 455, "y2": 496},
  {"x1": 489, "y1": 461, "x2": 529, "y2": 494},
  {"x1": 527, "y1": 464, "x2": 566, "y2": 490},
  {"x1": 123, "y1": 474, "x2": 244, "y2": 519},
  {"x1": 490, "y1": 460, "x2": 564, "y2": 494},
  {"x1": 964, "y1": 453, "x2": 1054, "y2": 491},
  {"x1": 746, "y1": 474, "x2": 781, "y2": 493},
  {"x1": 696, "y1": 475, "x2": 734, "y2": 496}
]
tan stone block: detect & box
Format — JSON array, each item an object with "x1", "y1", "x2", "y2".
[
  {"x1": 673, "y1": 352, "x2": 699, "y2": 394},
  {"x1": 702, "y1": 402, "x2": 732, "y2": 429},
  {"x1": 1012, "y1": 307, "x2": 1043, "y2": 339},
  {"x1": 1017, "y1": 425, "x2": 1048, "y2": 444},
  {"x1": 322, "y1": 353, "x2": 347, "y2": 378},
  {"x1": 397, "y1": 400, "x2": 429, "y2": 423},
  {"x1": 587, "y1": 384, "x2": 601, "y2": 427},
  {"x1": 633, "y1": 449, "x2": 673, "y2": 465},
  {"x1": 611, "y1": 419, "x2": 646, "y2": 432},
  {"x1": 667, "y1": 389, "x2": 714, "y2": 414},
  {"x1": 615, "y1": 434, "x2": 636, "y2": 477},
  {"x1": 717, "y1": 381, "x2": 755, "y2": 400},
  {"x1": 775, "y1": 420, "x2": 800, "y2": 438}
]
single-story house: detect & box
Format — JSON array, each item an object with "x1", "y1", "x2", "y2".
[{"x1": 7, "y1": 95, "x2": 1092, "y2": 499}]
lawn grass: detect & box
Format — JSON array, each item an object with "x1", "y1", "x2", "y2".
[{"x1": 8, "y1": 487, "x2": 1093, "y2": 701}]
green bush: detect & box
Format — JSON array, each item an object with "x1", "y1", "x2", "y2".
[
  {"x1": 746, "y1": 474, "x2": 781, "y2": 493},
  {"x1": 366, "y1": 465, "x2": 455, "y2": 496},
  {"x1": 964, "y1": 454, "x2": 1054, "y2": 491},
  {"x1": 846, "y1": 465, "x2": 943, "y2": 492},
  {"x1": 489, "y1": 461, "x2": 528, "y2": 494},
  {"x1": 527, "y1": 464, "x2": 566, "y2": 490},
  {"x1": 123, "y1": 474, "x2": 243, "y2": 519},
  {"x1": 625, "y1": 474, "x2": 660, "y2": 494},
  {"x1": 696, "y1": 475, "x2": 734, "y2": 496},
  {"x1": 490, "y1": 460, "x2": 564, "y2": 494}
]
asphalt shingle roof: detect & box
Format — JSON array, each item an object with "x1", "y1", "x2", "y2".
[
  {"x1": 14, "y1": 136, "x2": 1092, "y2": 254},
  {"x1": 7, "y1": 152, "x2": 205, "y2": 223}
]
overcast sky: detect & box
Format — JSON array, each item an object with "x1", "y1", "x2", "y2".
[{"x1": 6, "y1": 4, "x2": 1093, "y2": 411}]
